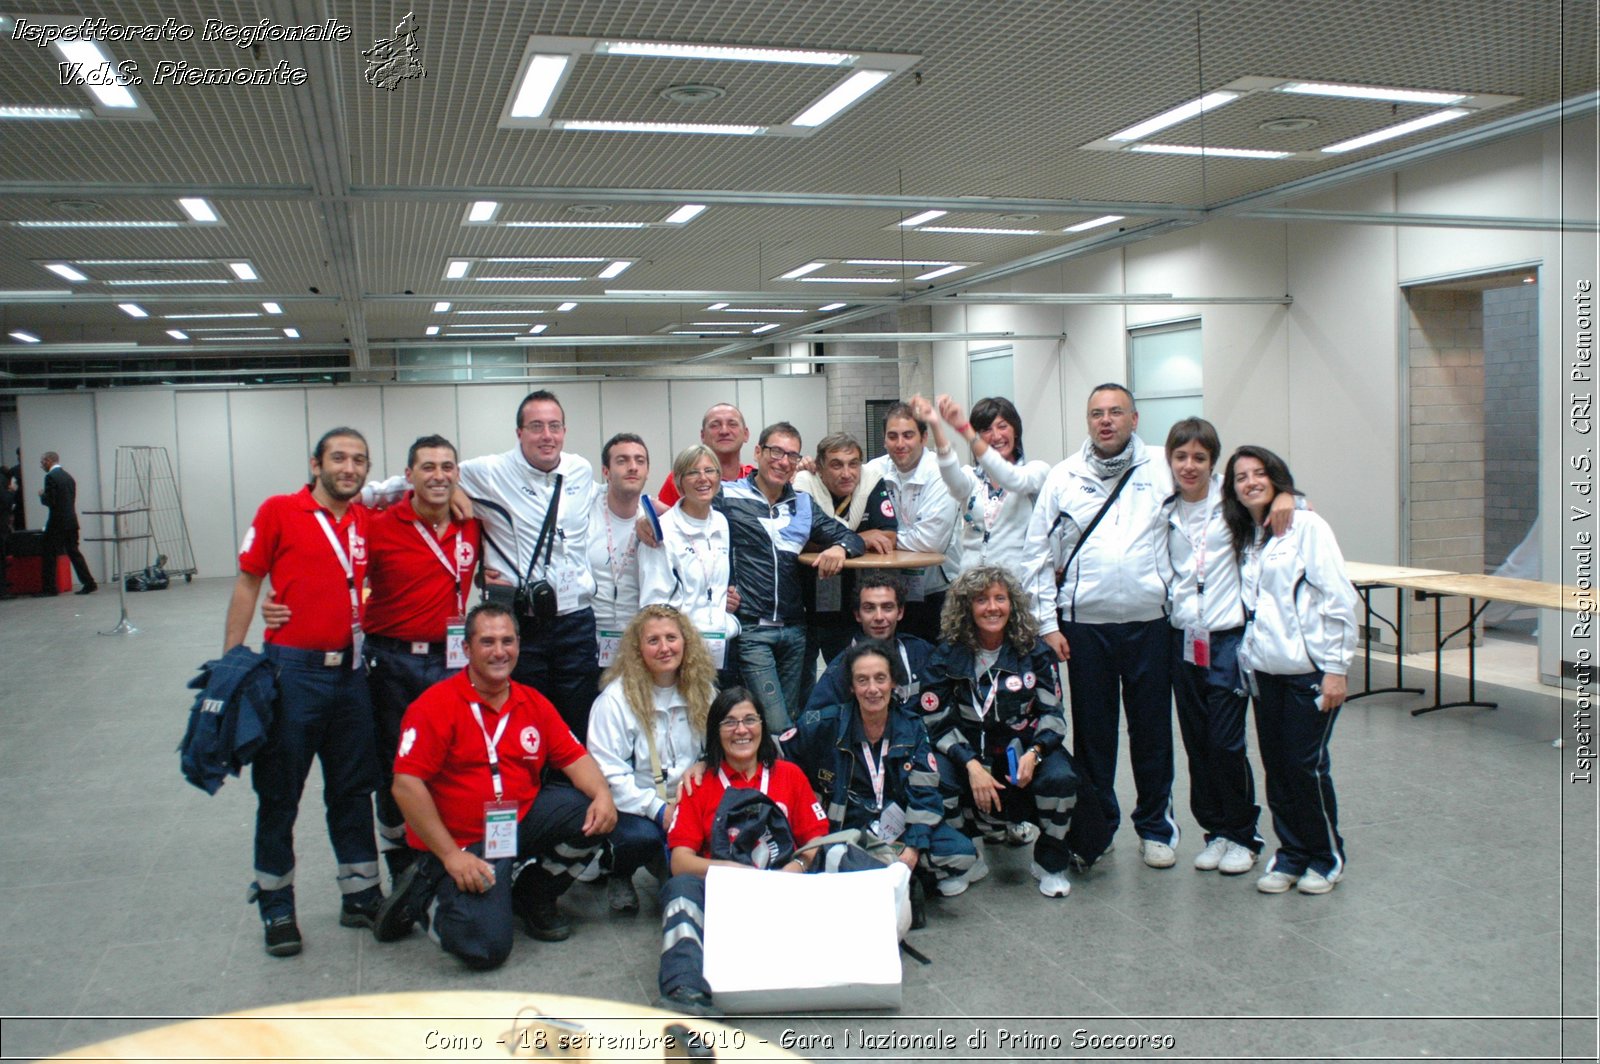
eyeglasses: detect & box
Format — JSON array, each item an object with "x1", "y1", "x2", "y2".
[
  {"x1": 682, "y1": 466, "x2": 720, "y2": 481},
  {"x1": 761, "y1": 445, "x2": 802, "y2": 464},
  {"x1": 520, "y1": 421, "x2": 564, "y2": 434},
  {"x1": 718, "y1": 715, "x2": 763, "y2": 731}
]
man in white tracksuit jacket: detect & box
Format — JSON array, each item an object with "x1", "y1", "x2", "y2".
[{"x1": 1024, "y1": 384, "x2": 1179, "y2": 868}]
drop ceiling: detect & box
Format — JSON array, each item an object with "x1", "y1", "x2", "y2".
[{"x1": 0, "y1": 0, "x2": 1591, "y2": 384}]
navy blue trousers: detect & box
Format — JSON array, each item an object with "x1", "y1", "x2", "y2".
[
  {"x1": 252, "y1": 645, "x2": 380, "y2": 919},
  {"x1": 1171, "y1": 627, "x2": 1262, "y2": 851},
  {"x1": 364, "y1": 639, "x2": 452, "y2": 859},
  {"x1": 1061, "y1": 618, "x2": 1176, "y2": 853},
  {"x1": 512, "y1": 608, "x2": 601, "y2": 740},
  {"x1": 607, "y1": 810, "x2": 669, "y2": 880},
  {"x1": 1253, "y1": 670, "x2": 1346, "y2": 879}
]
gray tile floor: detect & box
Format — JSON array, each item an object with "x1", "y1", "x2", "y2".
[{"x1": 0, "y1": 579, "x2": 1594, "y2": 1062}]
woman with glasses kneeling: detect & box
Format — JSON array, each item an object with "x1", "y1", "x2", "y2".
[
  {"x1": 1223, "y1": 446, "x2": 1359, "y2": 896},
  {"x1": 919, "y1": 565, "x2": 1087, "y2": 899},
  {"x1": 586, "y1": 605, "x2": 715, "y2": 914},
  {"x1": 656, "y1": 687, "x2": 829, "y2": 1016}
]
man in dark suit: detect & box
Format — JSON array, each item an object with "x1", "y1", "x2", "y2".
[{"x1": 38, "y1": 451, "x2": 96, "y2": 595}]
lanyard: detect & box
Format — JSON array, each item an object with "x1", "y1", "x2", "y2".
[
  {"x1": 961, "y1": 471, "x2": 1006, "y2": 543},
  {"x1": 686, "y1": 534, "x2": 718, "y2": 604},
  {"x1": 313, "y1": 511, "x2": 360, "y2": 620},
  {"x1": 972, "y1": 667, "x2": 1001, "y2": 720},
  {"x1": 412, "y1": 519, "x2": 467, "y2": 615},
  {"x1": 717, "y1": 765, "x2": 769, "y2": 795},
  {"x1": 469, "y1": 702, "x2": 511, "y2": 801},
  {"x1": 860, "y1": 737, "x2": 889, "y2": 810},
  {"x1": 605, "y1": 509, "x2": 639, "y2": 590},
  {"x1": 1183, "y1": 497, "x2": 1215, "y2": 596}
]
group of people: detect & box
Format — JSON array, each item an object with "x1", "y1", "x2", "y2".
[{"x1": 220, "y1": 381, "x2": 1359, "y2": 1014}]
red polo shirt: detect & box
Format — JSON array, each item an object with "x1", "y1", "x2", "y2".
[
  {"x1": 239, "y1": 486, "x2": 368, "y2": 651},
  {"x1": 666, "y1": 758, "x2": 828, "y2": 857},
  {"x1": 361, "y1": 494, "x2": 481, "y2": 642},
  {"x1": 393, "y1": 670, "x2": 586, "y2": 849},
  {"x1": 656, "y1": 464, "x2": 755, "y2": 507}
]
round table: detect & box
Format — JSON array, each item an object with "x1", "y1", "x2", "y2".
[
  {"x1": 54, "y1": 991, "x2": 806, "y2": 1061},
  {"x1": 796, "y1": 549, "x2": 945, "y2": 569}
]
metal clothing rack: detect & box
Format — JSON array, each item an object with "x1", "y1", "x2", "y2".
[
  {"x1": 112, "y1": 445, "x2": 196, "y2": 581},
  {"x1": 83, "y1": 507, "x2": 149, "y2": 635}
]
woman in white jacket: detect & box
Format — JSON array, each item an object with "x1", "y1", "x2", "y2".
[
  {"x1": 918, "y1": 394, "x2": 1050, "y2": 584},
  {"x1": 1222, "y1": 446, "x2": 1359, "y2": 897},
  {"x1": 586, "y1": 604, "x2": 715, "y2": 911},
  {"x1": 638, "y1": 445, "x2": 741, "y2": 684}
]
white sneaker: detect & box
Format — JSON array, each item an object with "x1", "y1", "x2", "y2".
[
  {"x1": 1256, "y1": 869, "x2": 1300, "y2": 893},
  {"x1": 966, "y1": 851, "x2": 990, "y2": 885},
  {"x1": 1297, "y1": 869, "x2": 1340, "y2": 894},
  {"x1": 1218, "y1": 842, "x2": 1257, "y2": 875},
  {"x1": 937, "y1": 874, "x2": 971, "y2": 897},
  {"x1": 576, "y1": 854, "x2": 603, "y2": 883},
  {"x1": 1193, "y1": 838, "x2": 1229, "y2": 871},
  {"x1": 1139, "y1": 840, "x2": 1177, "y2": 868},
  {"x1": 1031, "y1": 862, "x2": 1071, "y2": 897},
  {"x1": 1005, "y1": 822, "x2": 1040, "y2": 846}
]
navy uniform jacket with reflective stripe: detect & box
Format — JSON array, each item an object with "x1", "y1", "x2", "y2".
[
  {"x1": 918, "y1": 639, "x2": 1067, "y2": 769},
  {"x1": 716, "y1": 471, "x2": 865, "y2": 628},
  {"x1": 180, "y1": 645, "x2": 276, "y2": 795}
]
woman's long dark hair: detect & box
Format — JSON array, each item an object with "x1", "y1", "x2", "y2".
[
  {"x1": 1222, "y1": 445, "x2": 1298, "y2": 557},
  {"x1": 970, "y1": 397, "x2": 1025, "y2": 460},
  {"x1": 702, "y1": 686, "x2": 778, "y2": 773}
]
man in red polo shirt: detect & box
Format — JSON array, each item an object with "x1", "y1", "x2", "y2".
[
  {"x1": 271, "y1": 434, "x2": 483, "y2": 883},
  {"x1": 654, "y1": 402, "x2": 754, "y2": 506},
  {"x1": 224, "y1": 426, "x2": 383, "y2": 958},
  {"x1": 374, "y1": 602, "x2": 617, "y2": 969}
]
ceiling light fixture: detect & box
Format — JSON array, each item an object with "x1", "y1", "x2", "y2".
[
  {"x1": 117, "y1": 302, "x2": 148, "y2": 318},
  {"x1": 177, "y1": 198, "x2": 219, "y2": 222},
  {"x1": 445, "y1": 332, "x2": 517, "y2": 339},
  {"x1": 484, "y1": 257, "x2": 606, "y2": 263},
  {"x1": 799, "y1": 277, "x2": 900, "y2": 283},
  {"x1": 556, "y1": 302, "x2": 578, "y2": 312},
  {"x1": 103, "y1": 278, "x2": 225, "y2": 286},
  {"x1": 226, "y1": 261, "x2": 259, "y2": 280},
  {"x1": 163, "y1": 312, "x2": 260, "y2": 319},
  {"x1": 664, "y1": 204, "x2": 707, "y2": 224},
  {"x1": 1276, "y1": 81, "x2": 1467, "y2": 106},
  {"x1": 12, "y1": 220, "x2": 183, "y2": 228},
  {"x1": 1131, "y1": 143, "x2": 1292, "y2": 159},
  {"x1": 510, "y1": 54, "x2": 570, "y2": 117},
  {"x1": 555, "y1": 120, "x2": 767, "y2": 135},
  {"x1": 594, "y1": 41, "x2": 857, "y2": 65},
  {"x1": 723, "y1": 308, "x2": 808, "y2": 313},
  {"x1": 690, "y1": 321, "x2": 768, "y2": 326},
  {"x1": 792, "y1": 69, "x2": 891, "y2": 127},
  {"x1": 818, "y1": 302, "x2": 846, "y2": 311},
  {"x1": 425, "y1": 326, "x2": 440, "y2": 336},
  {"x1": 467, "y1": 201, "x2": 500, "y2": 223},
  {"x1": 1108, "y1": 90, "x2": 1240, "y2": 142},
  {"x1": 166, "y1": 329, "x2": 188, "y2": 340},
  {"x1": 53, "y1": 39, "x2": 138, "y2": 108},
  {"x1": 781, "y1": 262, "x2": 827, "y2": 279},
  {"x1": 598, "y1": 260, "x2": 633, "y2": 279},
  {"x1": 751, "y1": 323, "x2": 781, "y2": 334},
  {"x1": 1064, "y1": 215, "x2": 1126, "y2": 232},
  {"x1": 44, "y1": 263, "x2": 88, "y2": 282},
  {"x1": 9, "y1": 330, "x2": 41, "y2": 343},
  {"x1": 0, "y1": 105, "x2": 87, "y2": 120},
  {"x1": 503, "y1": 220, "x2": 650, "y2": 229},
  {"x1": 847, "y1": 259, "x2": 953, "y2": 267},
  {"x1": 433, "y1": 302, "x2": 451, "y2": 312},
  {"x1": 476, "y1": 276, "x2": 588, "y2": 283},
  {"x1": 898, "y1": 210, "x2": 947, "y2": 228},
  {"x1": 452, "y1": 321, "x2": 536, "y2": 328},
  {"x1": 459, "y1": 309, "x2": 547, "y2": 315},
  {"x1": 1320, "y1": 108, "x2": 1470, "y2": 153},
  {"x1": 706, "y1": 302, "x2": 729, "y2": 311},
  {"x1": 446, "y1": 260, "x2": 471, "y2": 279},
  {"x1": 672, "y1": 330, "x2": 743, "y2": 335},
  {"x1": 918, "y1": 225, "x2": 1042, "y2": 235},
  {"x1": 529, "y1": 324, "x2": 549, "y2": 334},
  {"x1": 262, "y1": 302, "x2": 283, "y2": 314},
  {"x1": 915, "y1": 265, "x2": 966, "y2": 281},
  {"x1": 282, "y1": 328, "x2": 300, "y2": 338}
]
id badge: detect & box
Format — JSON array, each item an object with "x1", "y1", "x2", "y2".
[
  {"x1": 1184, "y1": 626, "x2": 1210, "y2": 668},
  {"x1": 876, "y1": 801, "x2": 906, "y2": 843},
  {"x1": 483, "y1": 800, "x2": 518, "y2": 859},
  {"x1": 553, "y1": 563, "x2": 583, "y2": 613},
  {"x1": 903, "y1": 567, "x2": 927, "y2": 602},
  {"x1": 815, "y1": 573, "x2": 843, "y2": 613},
  {"x1": 350, "y1": 625, "x2": 365, "y2": 671},
  {"x1": 446, "y1": 616, "x2": 467, "y2": 670},
  {"x1": 1243, "y1": 668, "x2": 1260, "y2": 698},
  {"x1": 596, "y1": 629, "x2": 624, "y2": 668},
  {"x1": 700, "y1": 630, "x2": 728, "y2": 669}
]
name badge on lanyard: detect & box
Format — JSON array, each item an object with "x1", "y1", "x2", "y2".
[
  {"x1": 314, "y1": 511, "x2": 363, "y2": 670},
  {"x1": 471, "y1": 703, "x2": 518, "y2": 858},
  {"x1": 1182, "y1": 500, "x2": 1213, "y2": 668},
  {"x1": 413, "y1": 519, "x2": 469, "y2": 668}
]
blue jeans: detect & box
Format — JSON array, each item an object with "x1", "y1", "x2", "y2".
[
  {"x1": 735, "y1": 623, "x2": 808, "y2": 730},
  {"x1": 252, "y1": 645, "x2": 380, "y2": 919},
  {"x1": 606, "y1": 811, "x2": 669, "y2": 880}
]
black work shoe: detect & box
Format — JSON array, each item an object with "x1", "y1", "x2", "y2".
[
  {"x1": 75, "y1": 583, "x2": 97, "y2": 595},
  {"x1": 374, "y1": 860, "x2": 434, "y2": 942},
  {"x1": 263, "y1": 914, "x2": 302, "y2": 957},
  {"x1": 657, "y1": 988, "x2": 722, "y2": 1017},
  {"x1": 340, "y1": 892, "x2": 382, "y2": 929},
  {"x1": 909, "y1": 874, "x2": 927, "y2": 930},
  {"x1": 521, "y1": 897, "x2": 571, "y2": 942}
]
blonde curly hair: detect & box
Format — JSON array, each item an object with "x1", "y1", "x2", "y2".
[
  {"x1": 601, "y1": 604, "x2": 716, "y2": 739},
  {"x1": 938, "y1": 564, "x2": 1039, "y2": 655}
]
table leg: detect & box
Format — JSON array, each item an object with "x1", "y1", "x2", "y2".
[
  {"x1": 1411, "y1": 593, "x2": 1495, "y2": 716},
  {"x1": 1348, "y1": 584, "x2": 1424, "y2": 702}
]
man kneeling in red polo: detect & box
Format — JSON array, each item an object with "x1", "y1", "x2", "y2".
[{"x1": 374, "y1": 602, "x2": 617, "y2": 969}]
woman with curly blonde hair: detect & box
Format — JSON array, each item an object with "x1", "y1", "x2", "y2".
[
  {"x1": 920, "y1": 565, "x2": 1095, "y2": 898},
  {"x1": 586, "y1": 604, "x2": 716, "y2": 911}
]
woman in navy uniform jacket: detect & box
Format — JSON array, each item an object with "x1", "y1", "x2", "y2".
[{"x1": 918, "y1": 565, "x2": 1091, "y2": 898}]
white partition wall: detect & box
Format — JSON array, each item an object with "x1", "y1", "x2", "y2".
[
  {"x1": 306, "y1": 387, "x2": 385, "y2": 474},
  {"x1": 94, "y1": 390, "x2": 180, "y2": 577},
  {"x1": 760, "y1": 376, "x2": 827, "y2": 456},
  {"x1": 226, "y1": 390, "x2": 310, "y2": 558},
  {"x1": 16, "y1": 392, "x2": 102, "y2": 577},
  {"x1": 454, "y1": 383, "x2": 527, "y2": 461},
  {"x1": 598, "y1": 380, "x2": 671, "y2": 482},
  {"x1": 175, "y1": 392, "x2": 237, "y2": 578},
  {"x1": 380, "y1": 386, "x2": 459, "y2": 477}
]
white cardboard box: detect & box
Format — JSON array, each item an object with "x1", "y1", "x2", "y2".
[{"x1": 701, "y1": 864, "x2": 904, "y2": 1013}]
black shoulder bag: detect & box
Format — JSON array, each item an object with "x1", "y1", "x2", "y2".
[
  {"x1": 483, "y1": 473, "x2": 564, "y2": 624},
  {"x1": 1053, "y1": 468, "x2": 1134, "y2": 589}
]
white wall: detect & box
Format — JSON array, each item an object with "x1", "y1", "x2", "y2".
[{"x1": 17, "y1": 375, "x2": 823, "y2": 582}]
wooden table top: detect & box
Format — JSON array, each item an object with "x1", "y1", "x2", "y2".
[
  {"x1": 798, "y1": 549, "x2": 946, "y2": 570},
  {"x1": 1344, "y1": 561, "x2": 1454, "y2": 585},
  {"x1": 54, "y1": 991, "x2": 796, "y2": 1062},
  {"x1": 1379, "y1": 571, "x2": 1585, "y2": 612}
]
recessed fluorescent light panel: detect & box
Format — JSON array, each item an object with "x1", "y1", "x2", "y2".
[
  {"x1": 11, "y1": 219, "x2": 182, "y2": 228},
  {"x1": 503, "y1": 220, "x2": 649, "y2": 229},
  {"x1": 163, "y1": 312, "x2": 259, "y2": 320},
  {"x1": 446, "y1": 260, "x2": 471, "y2": 279},
  {"x1": 500, "y1": 35, "x2": 917, "y2": 137},
  {"x1": 177, "y1": 198, "x2": 219, "y2": 223},
  {"x1": 226, "y1": 261, "x2": 259, "y2": 280},
  {"x1": 466, "y1": 201, "x2": 500, "y2": 223},
  {"x1": 1277, "y1": 81, "x2": 1467, "y2": 105},
  {"x1": 751, "y1": 323, "x2": 781, "y2": 334},
  {"x1": 706, "y1": 302, "x2": 730, "y2": 311},
  {"x1": 282, "y1": 328, "x2": 300, "y2": 338},
  {"x1": 1320, "y1": 108, "x2": 1470, "y2": 153},
  {"x1": 9, "y1": 330, "x2": 41, "y2": 343},
  {"x1": 529, "y1": 324, "x2": 549, "y2": 334},
  {"x1": 0, "y1": 105, "x2": 88, "y2": 120},
  {"x1": 49, "y1": 36, "x2": 150, "y2": 115},
  {"x1": 425, "y1": 326, "x2": 440, "y2": 336},
  {"x1": 44, "y1": 263, "x2": 88, "y2": 282},
  {"x1": 166, "y1": 330, "x2": 188, "y2": 340},
  {"x1": 1131, "y1": 143, "x2": 1292, "y2": 159},
  {"x1": 597, "y1": 260, "x2": 633, "y2": 279},
  {"x1": 1109, "y1": 91, "x2": 1240, "y2": 142},
  {"x1": 818, "y1": 303, "x2": 846, "y2": 312},
  {"x1": 1064, "y1": 215, "x2": 1125, "y2": 233},
  {"x1": 663, "y1": 204, "x2": 707, "y2": 224},
  {"x1": 915, "y1": 265, "x2": 966, "y2": 281},
  {"x1": 556, "y1": 302, "x2": 578, "y2": 312},
  {"x1": 898, "y1": 210, "x2": 948, "y2": 228},
  {"x1": 262, "y1": 302, "x2": 283, "y2": 314},
  {"x1": 433, "y1": 302, "x2": 452, "y2": 312},
  {"x1": 781, "y1": 262, "x2": 827, "y2": 280},
  {"x1": 917, "y1": 225, "x2": 1041, "y2": 235},
  {"x1": 117, "y1": 303, "x2": 148, "y2": 317}
]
